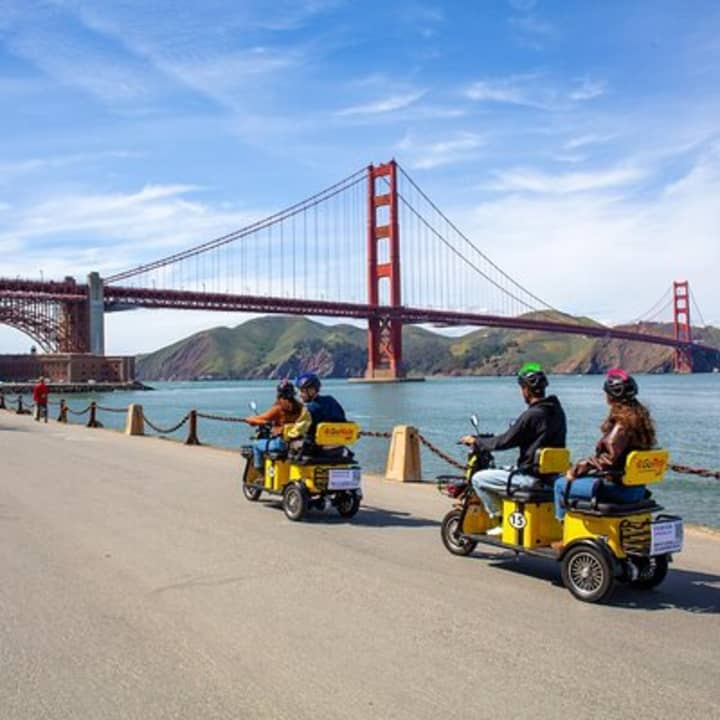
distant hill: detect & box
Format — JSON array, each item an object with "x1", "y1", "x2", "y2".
[{"x1": 135, "y1": 315, "x2": 720, "y2": 380}]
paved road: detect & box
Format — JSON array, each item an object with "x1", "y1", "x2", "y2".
[{"x1": 1, "y1": 412, "x2": 718, "y2": 719}]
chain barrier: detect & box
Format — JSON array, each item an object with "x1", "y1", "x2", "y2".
[
  {"x1": 416, "y1": 432, "x2": 466, "y2": 470},
  {"x1": 670, "y1": 464, "x2": 720, "y2": 480},
  {"x1": 142, "y1": 412, "x2": 190, "y2": 435},
  {"x1": 95, "y1": 404, "x2": 128, "y2": 414},
  {"x1": 67, "y1": 405, "x2": 91, "y2": 416},
  {"x1": 195, "y1": 411, "x2": 247, "y2": 423},
  {"x1": 2, "y1": 396, "x2": 719, "y2": 480}
]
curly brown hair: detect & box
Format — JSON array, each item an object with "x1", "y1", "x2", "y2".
[{"x1": 601, "y1": 399, "x2": 656, "y2": 449}]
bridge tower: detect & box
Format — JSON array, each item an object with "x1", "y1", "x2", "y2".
[
  {"x1": 365, "y1": 161, "x2": 404, "y2": 380},
  {"x1": 673, "y1": 280, "x2": 692, "y2": 373}
]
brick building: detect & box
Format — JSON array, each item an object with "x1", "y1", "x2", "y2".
[{"x1": 0, "y1": 354, "x2": 135, "y2": 383}]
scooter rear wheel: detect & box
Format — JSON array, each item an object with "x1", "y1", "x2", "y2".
[
  {"x1": 441, "y1": 509, "x2": 477, "y2": 556},
  {"x1": 629, "y1": 555, "x2": 669, "y2": 590},
  {"x1": 561, "y1": 544, "x2": 615, "y2": 603},
  {"x1": 336, "y1": 491, "x2": 361, "y2": 519}
]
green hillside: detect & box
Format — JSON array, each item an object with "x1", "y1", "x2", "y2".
[{"x1": 135, "y1": 315, "x2": 720, "y2": 380}]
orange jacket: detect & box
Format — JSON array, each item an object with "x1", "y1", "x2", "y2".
[{"x1": 245, "y1": 401, "x2": 302, "y2": 429}]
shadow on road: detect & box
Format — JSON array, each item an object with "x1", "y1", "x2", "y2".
[
  {"x1": 482, "y1": 554, "x2": 720, "y2": 613},
  {"x1": 255, "y1": 500, "x2": 440, "y2": 528}
]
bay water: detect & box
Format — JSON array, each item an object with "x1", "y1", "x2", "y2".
[{"x1": 53, "y1": 374, "x2": 719, "y2": 528}]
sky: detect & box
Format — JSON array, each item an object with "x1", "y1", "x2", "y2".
[{"x1": 1, "y1": 0, "x2": 719, "y2": 354}]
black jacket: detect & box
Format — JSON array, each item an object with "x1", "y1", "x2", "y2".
[{"x1": 474, "y1": 395, "x2": 567, "y2": 475}]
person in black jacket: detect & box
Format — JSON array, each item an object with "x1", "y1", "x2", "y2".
[{"x1": 460, "y1": 362, "x2": 567, "y2": 534}]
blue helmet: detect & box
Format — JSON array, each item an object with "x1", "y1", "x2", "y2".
[{"x1": 295, "y1": 372, "x2": 321, "y2": 392}]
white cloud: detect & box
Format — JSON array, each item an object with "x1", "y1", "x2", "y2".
[
  {"x1": 336, "y1": 91, "x2": 427, "y2": 117},
  {"x1": 398, "y1": 131, "x2": 486, "y2": 169},
  {"x1": 0, "y1": 184, "x2": 265, "y2": 278},
  {"x1": 564, "y1": 134, "x2": 615, "y2": 150},
  {"x1": 450, "y1": 145, "x2": 720, "y2": 325},
  {"x1": 570, "y1": 77, "x2": 606, "y2": 101},
  {"x1": 465, "y1": 74, "x2": 607, "y2": 110},
  {"x1": 484, "y1": 164, "x2": 646, "y2": 193}
]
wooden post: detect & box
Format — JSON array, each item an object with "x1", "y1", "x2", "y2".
[
  {"x1": 385, "y1": 425, "x2": 422, "y2": 482},
  {"x1": 125, "y1": 404, "x2": 144, "y2": 435},
  {"x1": 185, "y1": 409, "x2": 201, "y2": 445},
  {"x1": 57, "y1": 399, "x2": 68, "y2": 423}
]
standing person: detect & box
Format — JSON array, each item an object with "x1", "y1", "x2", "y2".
[
  {"x1": 32, "y1": 376, "x2": 49, "y2": 423},
  {"x1": 244, "y1": 380, "x2": 309, "y2": 477},
  {"x1": 294, "y1": 372, "x2": 346, "y2": 447},
  {"x1": 554, "y1": 368, "x2": 656, "y2": 521},
  {"x1": 460, "y1": 362, "x2": 567, "y2": 534}
]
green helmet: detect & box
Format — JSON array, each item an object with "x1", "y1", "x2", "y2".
[{"x1": 517, "y1": 362, "x2": 548, "y2": 393}]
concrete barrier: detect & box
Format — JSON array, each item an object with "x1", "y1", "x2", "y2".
[
  {"x1": 385, "y1": 425, "x2": 422, "y2": 482},
  {"x1": 125, "y1": 404, "x2": 144, "y2": 436}
]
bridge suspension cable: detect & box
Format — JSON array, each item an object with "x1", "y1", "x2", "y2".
[
  {"x1": 105, "y1": 167, "x2": 368, "y2": 284},
  {"x1": 395, "y1": 163, "x2": 556, "y2": 314},
  {"x1": 629, "y1": 288, "x2": 673, "y2": 325}
]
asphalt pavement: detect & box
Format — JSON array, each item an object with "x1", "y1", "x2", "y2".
[{"x1": 1, "y1": 411, "x2": 718, "y2": 719}]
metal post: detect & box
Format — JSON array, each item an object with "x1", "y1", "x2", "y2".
[
  {"x1": 185, "y1": 409, "x2": 201, "y2": 445},
  {"x1": 57, "y1": 399, "x2": 68, "y2": 423},
  {"x1": 86, "y1": 401, "x2": 100, "y2": 428}
]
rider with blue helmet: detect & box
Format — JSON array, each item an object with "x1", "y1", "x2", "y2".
[{"x1": 295, "y1": 372, "x2": 346, "y2": 447}]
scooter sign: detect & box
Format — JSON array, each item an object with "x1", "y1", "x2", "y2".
[
  {"x1": 328, "y1": 468, "x2": 361, "y2": 490},
  {"x1": 508, "y1": 511, "x2": 526, "y2": 529}
]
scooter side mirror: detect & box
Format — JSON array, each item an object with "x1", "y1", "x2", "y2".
[
  {"x1": 249, "y1": 401, "x2": 258, "y2": 413},
  {"x1": 470, "y1": 414, "x2": 480, "y2": 431}
]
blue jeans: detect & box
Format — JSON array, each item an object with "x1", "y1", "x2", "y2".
[
  {"x1": 252, "y1": 437, "x2": 287, "y2": 471},
  {"x1": 554, "y1": 477, "x2": 647, "y2": 520},
  {"x1": 470, "y1": 468, "x2": 538, "y2": 518}
]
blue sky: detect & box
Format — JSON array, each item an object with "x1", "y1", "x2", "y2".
[{"x1": 1, "y1": 0, "x2": 719, "y2": 354}]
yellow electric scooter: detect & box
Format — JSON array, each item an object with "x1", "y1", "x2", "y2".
[
  {"x1": 241, "y1": 419, "x2": 362, "y2": 522},
  {"x1": 440, "y1": 437, "x2": 683, "y2": 603}
]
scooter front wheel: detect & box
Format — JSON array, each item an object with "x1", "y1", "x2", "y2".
[
  {"x1": 283, "y1": 483, "x2": 309, "y2": 522},
  {"x1": 242, "y1": 484, "x2": 263, "y2": 502},
  {"x1": 441, "y1": 509, "x2": 477, "y2": 556}
]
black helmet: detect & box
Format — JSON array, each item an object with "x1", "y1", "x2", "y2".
[
  {"x1": 603, "y1": 368, "x2": 638, "y2": 402},
  {"x1": 295, "y1": 372, "x2": 321, "y2": 392},
  {"x1": 276, "y1": 379, "x2": 295, "y2": 400},
  {"x1": 517, "y1": 361, "x2": 548, "y2": 394}
]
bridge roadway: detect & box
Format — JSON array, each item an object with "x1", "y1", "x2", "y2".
[{"x1": 1, "y1": 413, "x2": 718, "y2": 720}]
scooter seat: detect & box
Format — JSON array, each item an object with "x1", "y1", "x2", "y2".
[
  {"x1": 502, "y1": 486, "x2": 555, "y2": 503},
  {"x1": 267, "y1": 451, "x2": 288, "y2": 461},
  {"x1": 566, "y1": 498, "x2": 663, "y2": 517}
]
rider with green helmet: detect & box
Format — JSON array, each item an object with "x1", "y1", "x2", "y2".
[{"x1": 460, "y1": 362, "x2": 567, "y2": 532}]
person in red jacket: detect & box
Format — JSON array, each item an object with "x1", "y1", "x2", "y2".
[{"x1": 32, "y1": 376, "x2": 49, "y2": 423}]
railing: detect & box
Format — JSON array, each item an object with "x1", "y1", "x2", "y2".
[{"x1": 1, "y1": 390, "x2": 718, "y2": 481}]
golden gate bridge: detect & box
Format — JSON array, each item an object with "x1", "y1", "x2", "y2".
[{"x1": 0, "y1": 161, "x2": 717, "y2": 374}]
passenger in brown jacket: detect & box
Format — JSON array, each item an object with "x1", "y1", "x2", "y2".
[{"x1": 554, "y1": 369, "x2": 656, "y2": 520}]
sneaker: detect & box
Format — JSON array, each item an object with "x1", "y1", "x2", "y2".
[{"x1": 486, "y1": 525, "x2": 503, "y2": 537}]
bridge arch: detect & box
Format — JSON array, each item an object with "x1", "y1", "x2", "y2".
[{"x1": 0, "y1": 305, "x2": 60, "y2": 352}]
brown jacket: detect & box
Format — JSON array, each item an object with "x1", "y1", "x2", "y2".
[{"x1": 571, "y1": 422, "x2": 631, "y2": 480}]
